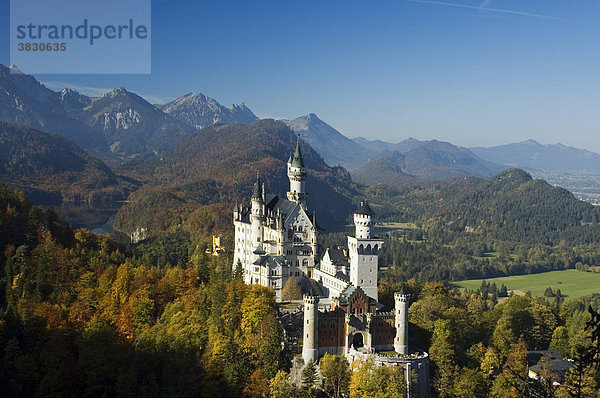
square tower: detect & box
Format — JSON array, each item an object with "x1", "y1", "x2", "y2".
[{"x1": 347, "y1": 202, "x2": 382, "y2": 301}]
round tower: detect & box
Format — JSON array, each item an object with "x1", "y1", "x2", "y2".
[
  {"x1": 287, "y1": 136, "x2": 307, "y2": 205},
  {"x1": 251, "y1": 174, "x2": 265, "y2": 248},
  {"x1": 394, "y1": 291, "x2": 410, "y2": 354},
  {"x1": 354, "y1": 201, "x2": 373, "y2": 239},
  {"x1": 302, "y1": 295, "x2": 319, "y2": 364}
]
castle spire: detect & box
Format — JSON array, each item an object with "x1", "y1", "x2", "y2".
[
  {"x1": 287, "y1": 136, "x2": 307, "y2": 204},
  {"x1": 291, "y1": 135, "x2": 304, "y2": 168},
  {"x1": 252, "y1": 173, "x2": 263, "y2": 200}
]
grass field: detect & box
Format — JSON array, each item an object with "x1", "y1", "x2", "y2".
[
  {"x1": 452, "y1": 269, "x2": 600, "y2": 299},
  {"x1": 375, "y1": 222, "x2": 417, "y2": 229}
]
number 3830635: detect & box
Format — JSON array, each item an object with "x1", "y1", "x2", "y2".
[{"x1": 17, "y1": 42, "x2": 66, "y2": 51}]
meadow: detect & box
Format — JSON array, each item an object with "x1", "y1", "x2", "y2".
[{"x1": 452, "y1": 269, "x2": 600, "y2": 299}]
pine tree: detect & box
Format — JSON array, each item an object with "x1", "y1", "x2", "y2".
[{"x1": 302, "y1": 360, "x2": 319, "y2": 397}]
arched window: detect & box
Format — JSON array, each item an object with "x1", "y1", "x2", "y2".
[{"x1": 358, "y1": 244, "x2": 364, "y2": 254}]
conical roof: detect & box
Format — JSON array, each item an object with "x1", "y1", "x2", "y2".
[
  {"x1": 290, "y1": 136, "x2": 304, "y2": 168},
  {"x1": 252, "y1": 173, "x2": 263, "y2": 199},
  {"x1": 355, "y1": 201, "x2": 373, "y2": 216}
]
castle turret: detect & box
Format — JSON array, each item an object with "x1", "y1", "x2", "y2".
[
  {"x1": 233, "y1": 202, "x2": 240, "y2": 221},
  {"x1": 354, "y1": 201, "x2": 373, "y2": 239},
  {"x1": 251, "y1": 174, "x2": 265, "y2": 251},
  {"x1": 394, "y1": 290, "x2": 410, "y2": 354},
  {"x1": 287, "y1": 136, "x2": 307, "y2": 206},
  {"x1": 302, "y1": 295, "x2": 319, "y2": 363}
]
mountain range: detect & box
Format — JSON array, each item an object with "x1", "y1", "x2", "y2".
[
  {"x1": 470, "y1": 140, "x2": 600, "y2": 174},
  {"x1": 4, "y1": 62, "x2": 600, "y2": 217},
  {"x1": 282, "y1": 113, "x2": 375, "y2": 168},
  {"x1": 157, "y1": 93, "x2": 258, "y2": 129},
  {"x1": 0, "y1": 64, "x2": 108, "y2": 156},
  {"x1": 0, "y1": 64, "x2": 258, "y2": 163},
  {"x1": 282, "y1": 114, "x2": 507, "y2": 182},
  {"x1": 353, "y1": 141, "x2": 506, "y2": 184}
]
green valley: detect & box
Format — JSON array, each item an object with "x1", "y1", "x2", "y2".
[{"x1": 453, "y1": 269, "x2": 600, "y2": 299}]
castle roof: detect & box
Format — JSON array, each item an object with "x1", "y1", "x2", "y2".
[
  {"x1": 337, "y1": 285, "x2": 377, "y2": 307},
  {"x1": 253, "y1": 254, "x2": 286, "y2": 268},
  {"x1": 290, "y1": 136, "x2": 305, "y2": 168},
  {"x1": 253, "y1": 245, "x2": 266, "y2": 255},
  {"x1": 355, "y1": 201, "x2": 373, "y2": 216},
  {"x1": 252, "y1": 173, "x2": 263, "y2": 200},
  {"x1": 266, "y1": 194, "x2": 296, "y2": 217},
  {"x1": 328, "y1": 246, "x2": 349, "y2": 267},
  {"x1": 334, "y1": 271, "x2": 350, "y2": 283}
]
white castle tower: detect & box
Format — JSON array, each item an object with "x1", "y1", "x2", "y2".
[
  {"x1": 302, "y1": 295, "x2": 319, "y2": 363},
  {"x1": 287, "y1": 136, "x2": 307, "y2": 206},
  {"x1": 347, "y1": 201, "x2": 383, "y2": 301},
  {"x1": 394, "y1": 291, "x2": 410, "y2": 354},
  {"x1": 250, "y1": 173, "x2": 265, "y2": 254}
]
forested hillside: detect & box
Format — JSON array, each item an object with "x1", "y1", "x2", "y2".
[
  {"x1": 0, "y1": 184, "x2": 286, "y2": 396},
  {"x1": 115, "y1": 119, "x2": 360, "y2": 237},
  {"x1": 1, "y1": 185, "x2": 599, "y2": 397},
  {"x1": 0, "y1": 122, "x2": 136, "y2": 206},
  {"x1": 368, "y1": 169, "x2": 600, "y2": 281},
  {"x1": 370, "y1": 169, "x2": 600, "y2": 245}
]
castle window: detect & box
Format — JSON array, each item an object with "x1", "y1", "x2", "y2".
[
  {"x1": 331, "y1": 337, "x2": 334, "y2": 341},
  {"x1": 307, "y1": 320, "x2": 309, "y2": 324}
]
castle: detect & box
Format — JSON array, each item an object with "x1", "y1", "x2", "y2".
[
  {"x1": 232, "y1": 137, "x2": 382, "y2": 301},
  {"x1": 233, "y1": 137, "x2": 429, "y2": 396}
]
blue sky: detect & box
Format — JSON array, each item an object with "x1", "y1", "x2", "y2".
[{"x1": 1, "y1": 0, "x2": 599, "y2": 151}]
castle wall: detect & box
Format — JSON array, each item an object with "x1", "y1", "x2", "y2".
[
  {"x1": 317, "y1": 314, "x2": 346, "y2": 348},
  {"x1": 371, "y1": 315, "x2": 396, "y2": 346}
]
